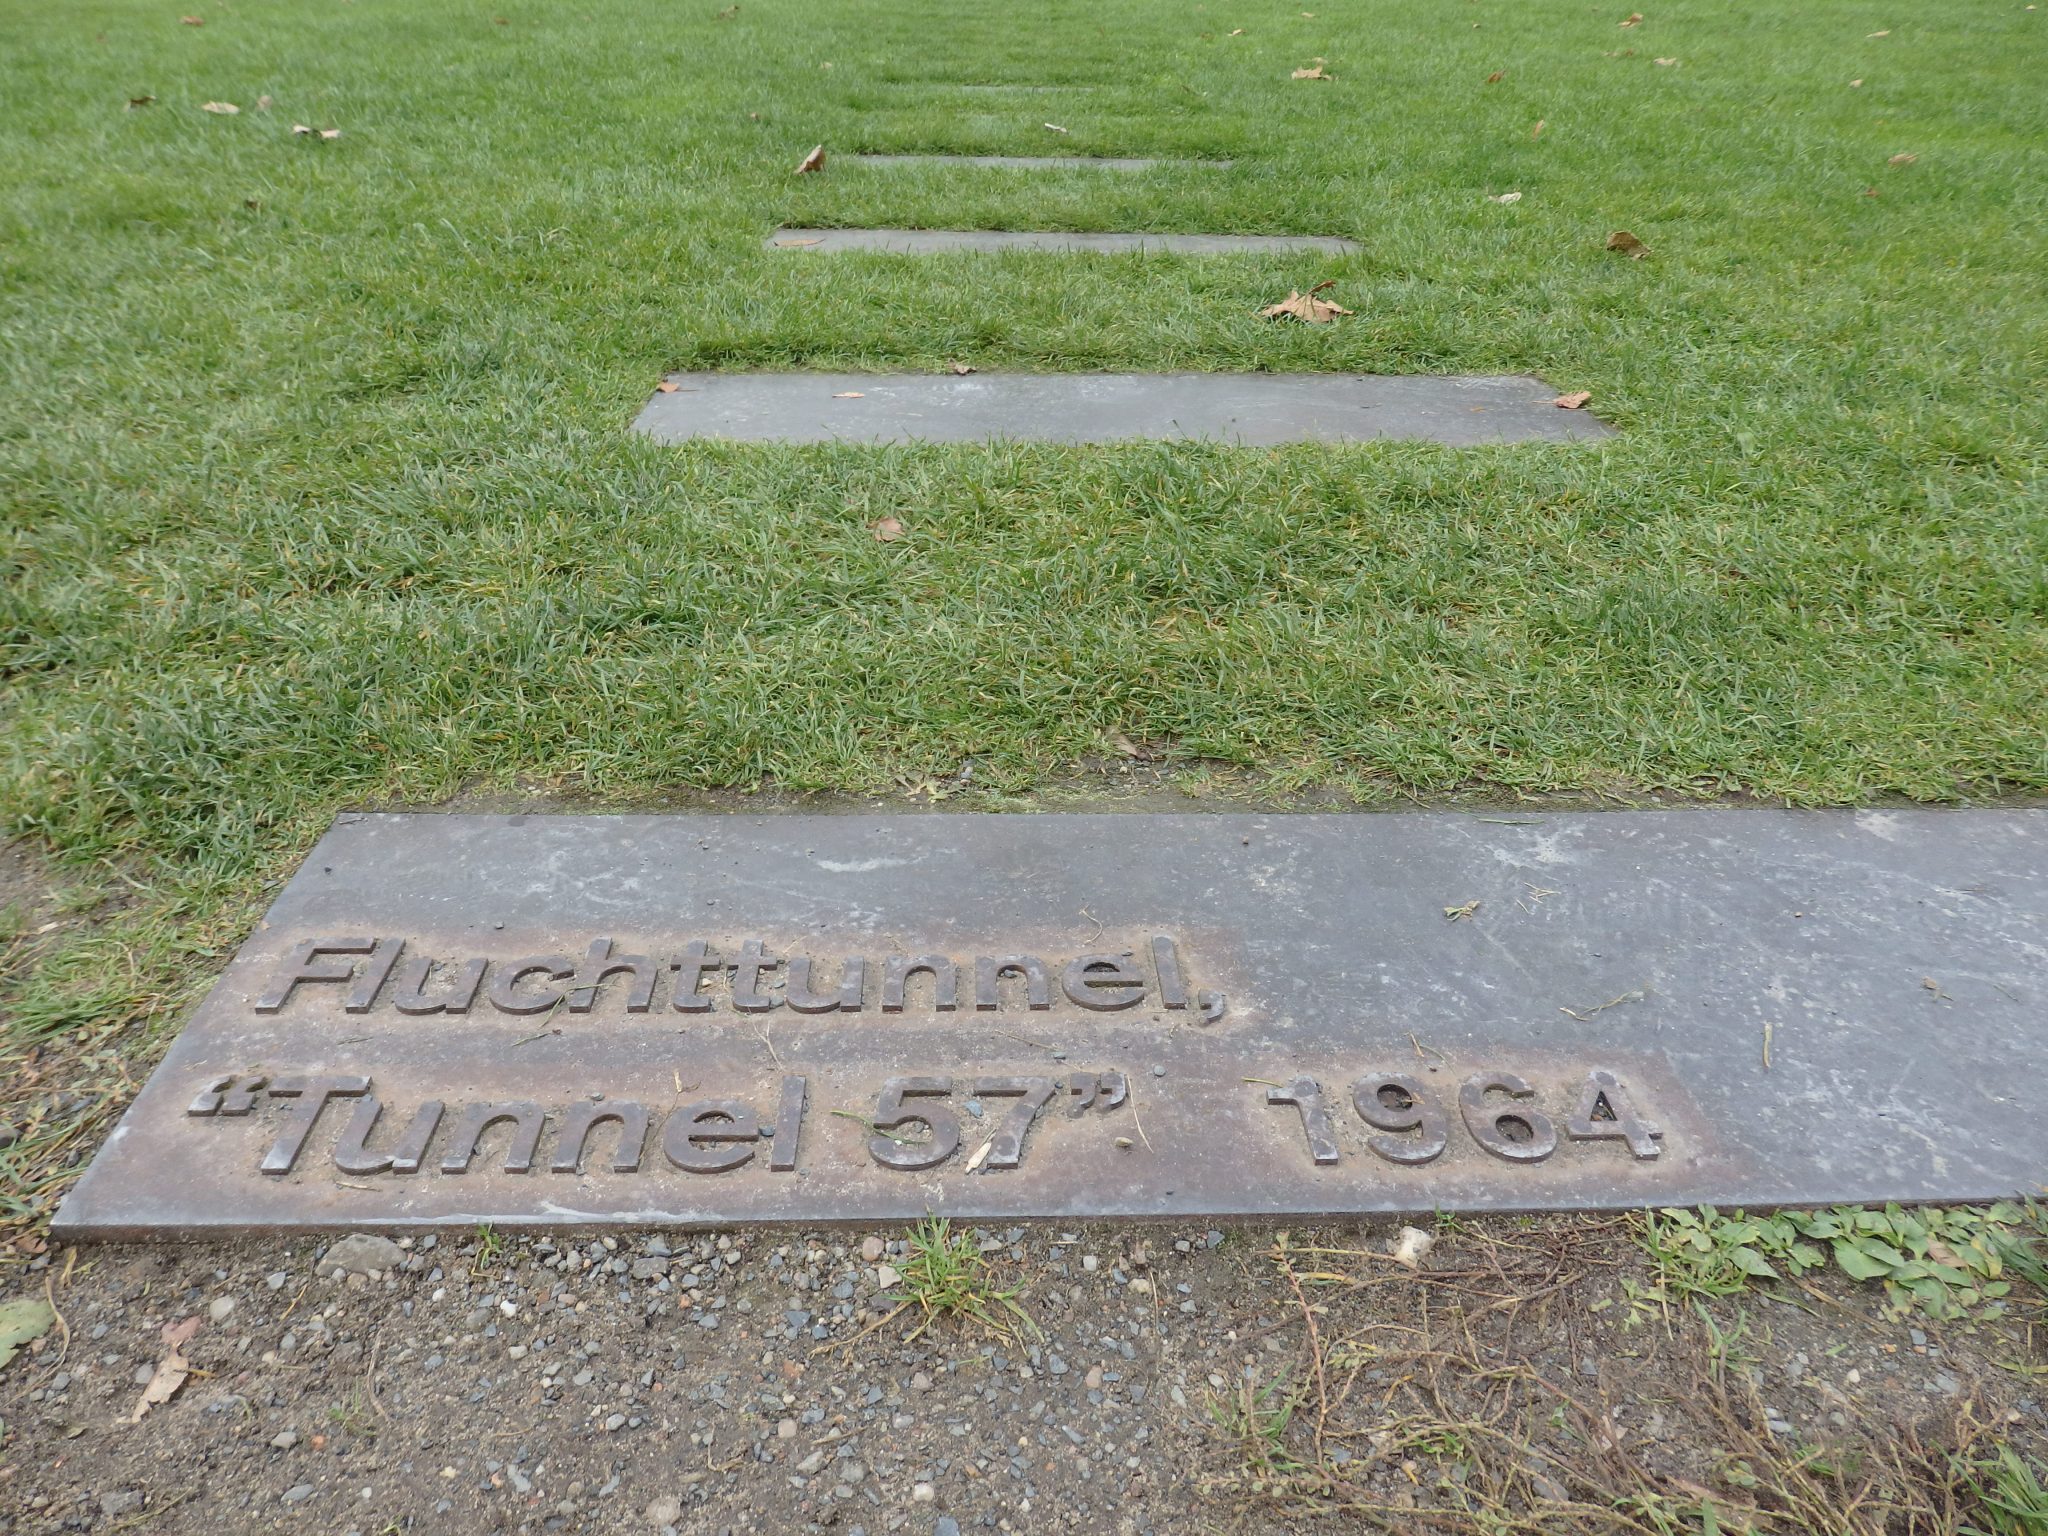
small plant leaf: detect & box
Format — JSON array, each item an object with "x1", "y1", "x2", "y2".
[{"x1": 0, "y1": 1299, "x2": 57, "y2": 1373}]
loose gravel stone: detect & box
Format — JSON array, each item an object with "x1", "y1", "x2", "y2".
[{"x1": 316, "y1": 1234, "x2": 406, "y2": 1278}]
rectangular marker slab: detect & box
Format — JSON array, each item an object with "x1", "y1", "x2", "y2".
[
  {"x1": 768, "y1": 227, "x2": 1357, "y2": 255},
  {"x1": 631, "y1": 372, "x2": 1614, "y2": 446},
  {"x1": 853, "y1": 154, "x2": 1231, "y2": 171},
  {"x1": 54, "y1": 809, "x2": 2048, "y2": 1236}
]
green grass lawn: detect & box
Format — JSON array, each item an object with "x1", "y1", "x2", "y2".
[{"x1": 0, "y1": 0, "x2": 2045, "y2": 1119}]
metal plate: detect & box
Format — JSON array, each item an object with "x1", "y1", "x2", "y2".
[
  {"x1": 766, "y1": 228, "x2": 1359, "y2": 254},
  {"x1": 632, "y1": 373, "x2": 1614, "y2": 446},
  {"x1": 852, "y1": 155, "x2": 1232, "y2": 171},
  {"x1": 53, "y1": 810, "x2": 2048, "y2": 1236}
]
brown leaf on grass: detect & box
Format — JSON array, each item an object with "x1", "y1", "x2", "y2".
[
  {"x1": 1043, "y1": 122, "x2": 1069, "y2": 133},
  {"x1": 1620, "y1": 11, "x2": 1643, "y2": 25},
  {"x1": 162, "y1": 1315, "x2": 202, "y2": 1350},
  {"x1": 1654, "y1": 56, "x2": 1678, "y2": 65},
  {"x1": 948, "y1": 362, "x2": 976, "y2": 375},
  {"x1": 870, "y1": 517, "x2": 904, "y2": 542},
  {"x1": 180, "y1": 14, "x2": 203, "y2": 23},
  {"x1": 1228, "y1": 26, "x2": 1243, "y2": 34},
  {"x1": 1531, "y1": 118, "x2": 1545, "y2": 137},
  {"x1": 1605, "y1": 229, "x2": 1649, "y2": 257},
  {"x1": 292, "y1": 123, "x2": 341, "y2": 139},
  {"x1": 1862, "y1": 186, "x2": 1880, "y2": 197},
  {"x1": 127, "y1": 94, "x2": 156, "y2": 108},
  {"x1": 1291, "y1": 63, "x2": 1330, "y2": 80},
  {"x1": 1849, "y1": 78, "x2": 1863, "y2": 86},
  {"x1": 1259, "y1": 280, "x2": 1353, "y2": 323},
  {"x1": 256, "y1": 93, "x2": 272, "y2": 109},
  {"x1": 200, "y1": 101, "x2": 238, "y2": 114},
  {"x1": 655, "y1": 380, "x2": 681, "y2": 393},
  {"x1": 1485, "y1": 70, "x2": 1503, "y2": 83},
  {"x1": 795, "y1": 143, "x2": 825, "y2": 174},
  {"x1": 1489, "y1": 190, "x2": 1522, "y2": 204},
  {"x1": 1888, "y1": 151, "x2": 1916, "y2": 165},
  {"x1": 1867, "y1": 29, "x2": 1889, "y2": 37},
  {"x1": 1554, "y1": 390, "x2": 1593, "y2": 409},
  {"x1": 773, "y1": 237, "x2": 822, "y2": 247},
  {"x1": 319, "y1": 127, "x2": 340, "y2": 139}
]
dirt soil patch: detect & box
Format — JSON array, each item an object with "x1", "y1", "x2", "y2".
[{"x1": 1, "y1": 1216, "x2": 2040, "y2": 1535}]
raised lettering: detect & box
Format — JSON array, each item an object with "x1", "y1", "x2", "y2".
[
  {"x1": 487, "y1": 957, "x2": 575, "y2": 1016},
  {"x1": 260, "y1": 1076, "x2": 371, "y2": 1174},
  {"x1": 565, "y1": 938, "x2": 660, "y2": 1013},
  {"x1": 440, "y1": 1101, "x2": 545, "y2": 1173},
  {"x1": 551, "y1": 1100, "x2": 650, "y2": 1173},
  {"x1": 254, "y1": 938, "x2": 377, "y2": 1013}
]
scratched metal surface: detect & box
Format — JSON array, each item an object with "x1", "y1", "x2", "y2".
[{"x1": 53, "y1": 810, "x2": 2048, "y2": 1237}]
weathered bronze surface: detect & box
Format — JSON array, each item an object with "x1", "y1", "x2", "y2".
[{"x1": 53, "y1": 810, "x2": 2048, "y2": 1236}]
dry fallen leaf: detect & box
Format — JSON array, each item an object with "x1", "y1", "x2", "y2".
[
  {"x1": 180, "y1": 13, "x2": 203, "y2": 23},
  {"x1": 1485, "y1": 70, "x2": 1504, "y2": 83},
  {"x1": 1862, "y1": 186, "x2": 1880, "y2": 197},
  {"x1": 1605, "y1": 229, "x2": 1649, "y2": 257},
  {"x1": 1849, "y1": 78, "x2": 1863, "y2": 86},
  {"x1": 162, "y1": 1315, "x2": 202, "y2": 1350},
  {"x1": 948, "y1": 362, "x2": 975, "y2": 375},
  {"x1": 1531, "y1": 118, "x2": 1545, "y2": 138},
  {"x1": 127, "y1": 94, "x2": 156, "y2": 108},
  {"x1": 1888, "y1": 151, "x2": 1917, "y2": 165},
  {"x1": 870, "y1": 517, "x2": 904, "y2": 542},
  {"x1": 1291, "y1": 63, "x2": 1330, "y2": 80},
  {"x1": 1228, "y1": 26, "x2": 1243, "y2": 34},
  {"x1": 1043, "y1": 122, "x2": 1068, "y2": 133},
  {"x1": 1620, "y1": 11, "x2": 1643, "y2": 25},
  {"x1": 655, "y1": 380, "x2": 681, "y2": 393},
  {"x1": 1654, "y1": 56, "x2": 1678, "y2": 65},
  {"x1": 131, "y1": 1347, "x2": 192, "y2": 1421},
  {"x1": 832, "y1": 391, "x2": 865, "y2": 398},
  {"x1": 1554, "y1": 390, "x2": 1593, "y2": 409},
  {"x1": 1490, "y1": 190, "x2": 1522, "y2": 204},
  {"x1": 319, "y1": 127, "x2": 340, "y2": 139},
  {"x1": 795, "y1": 143, "x2": 825, "y2": 174},
  {"x1": 1867, "y1": 29, "x2": 1890, "y2": 37},
  {"x1": 256, "y1": 93, "x2": 272, "y2": 110},
  {"x1": 201, "y1": 101, "x2": 238, "y2": 114},
  {"x1": 1259, "y1": 280, "x2": 1353, "y2": 324}
]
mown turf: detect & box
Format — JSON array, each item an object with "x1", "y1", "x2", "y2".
[{"x1": 2, "y1": 0, "x2": 2045, "y2": 877}]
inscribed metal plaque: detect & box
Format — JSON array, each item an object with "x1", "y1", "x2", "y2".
[{"x1": 53, "y1": 810, "x2": 2048, "y2": 1235}]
